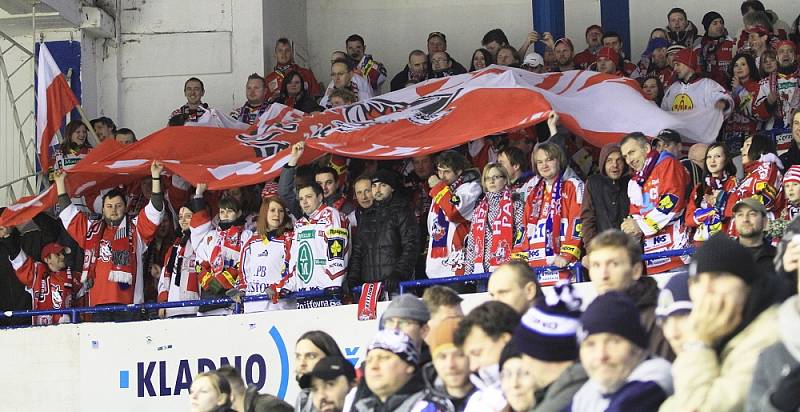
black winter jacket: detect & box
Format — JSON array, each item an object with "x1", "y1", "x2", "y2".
[{"x1": 348, "y1": 195, "x2": 420, "y2": 291}]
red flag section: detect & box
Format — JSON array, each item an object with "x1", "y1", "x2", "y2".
[
  {"x1": 36, "y1": 43, "x2": 79, "y2": 172},
  {"x1": 2, "y1": 66, "x2": 724, "y2": 223}
]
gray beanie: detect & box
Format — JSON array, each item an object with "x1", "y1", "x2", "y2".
[{"x1": 380, "y1": 294, "x2": 430, "y2": 327}]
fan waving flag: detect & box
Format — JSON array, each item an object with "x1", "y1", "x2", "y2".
[{"x1": 36, "y1": 43, "x2": 79, "y2": 172}]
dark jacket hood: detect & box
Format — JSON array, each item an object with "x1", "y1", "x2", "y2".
[{"x1": 599, "y1": 143, "x2": 626, "y2": 177}]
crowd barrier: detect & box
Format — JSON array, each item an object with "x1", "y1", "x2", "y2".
[{"x1": 4, "y1": 248, "x2": 694, "y2": 325}]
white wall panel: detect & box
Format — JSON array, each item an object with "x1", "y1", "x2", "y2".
[
  {"x1": 119, "y1": 0, "x2": 232, "y2": 34},
  {"x1": 119, "y1": 32, "x2": 232, "y2": 78}
]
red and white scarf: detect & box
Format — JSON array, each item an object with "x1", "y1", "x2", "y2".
[
  {"x1": 472, "y1": 190, "x2": 515, "y2": 267},
  {"x1": 83, "y1": 217, "x2": 135, "y2": 285}
]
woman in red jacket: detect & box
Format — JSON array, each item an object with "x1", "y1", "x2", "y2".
[
  {"x1": 734, "y1": 133, "x2": 784, "y2": 222},
  {"x1": 685, "y1": 143, "x2": 738, "y2": 244}
]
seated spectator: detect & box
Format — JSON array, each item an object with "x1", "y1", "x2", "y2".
[
  {"x1": 470, "y1": 48, "x2": 494, "y2": 71},
  {"x1": 156, "y1": 203, "x2": 200, "y2": 318},
  {"x1": 749, "y1": 227, "x2": 800, "y2": 411},
  {"x1": 594, "y1": 47, "x2": 622, "y2": 76},
  {"x1": 524, "y1": 142, "x2": 584, "y2": 277},
  {"x1": 430, "y1": 51, "x2": 466, "y2": 78},
  {"x1": 733, "y1": 198, "x2": 777, "y2": 276},
  {"x1": 390, "y1": 49, "x2": 428, "y2": 91},
  {"x1": 90, "y1": 116, "x2": 115, "y2": 142},
  {"x1": 422, "y1": 285, "x2": 464, "y2": 332},
  {"x1": 620, "y1": 132, "x2": 690, "y2": 274},
  {"x1": 581, "y1": 143, "x2": 630, "y2": 246},
  {"x1": 509, "y1": 281, "x2": 588, "y2": 411},
  {"x1": 570, "y1": 292, "x2": 673, "y2": 411},
  {"x1": 662, "y1": 48, "x2": 733, "y2": 115},
  {"x1": 114, "y1": 128, "x2": 136, "y2": 144},
  {"x1": 345, "y1": 34, "x2": 387, "y2": 94},
  {"x1": 265, "y1": 38, "x2": 321, "y2": 100},
  {"x1": 723, "y1": 53, "x2": 761, "y2": 156},
  {"x1": 685, "y1": 143, "x2": 738, "y2": 243},
  {"x1": 328, "y1": 88, "x2": 357, "y2": 107},
  {"x1": 426, "y1": 31, "x2": 468, "y2": 76},
  {"x1": 660, "y1": 233, "x2": 782, "y2": 412},
  {"x1": 189, "y1": 371, "x2": 236, "y2": 412},
  {"x1": 780, "y1": 165, "x2": 800, "y2": 224},
  {"x1": 298, "y1": 357, "x2": 356, "y2": 412},
  {"x1": 294, "y1": 331, "x2": 344, "y2": 412},
  {"x1": 273, "y1": 71, "x2": 322, "y2": 114},
  {"x1": 666, "y1": 7, "x2": 698, "y2": 48},
  {"x1": 574, "y1": 24, "x2": 603, "y2": 69},
  {"x1": 497, "y1": 343, "x2": 534, "y2": 412},
  {"x1": 286, "y1": 182, "x2": 349, "y2": 307},
  {"x1": 319, "y1": 57, "x2": 373, "y2": 108},
  {"x1": 779, "y1": 109, "x2": 800, "y2": 169},
  {"x1": 735, "y1": 133, "x2": 783, "y2": 216},
  {"x1": 454, "y1": 301, "x2": 520, "y2": 412},
  {"x1": 586, "y1": 230, "x2": 673, "y2": 360},
  {"x1": 496, "y1": 45, "x2": 522, "y2": 68},
  {"x1": 639, "y1": 75, "x2": 665, "y2": 106},
  {"x1": 54, "y1": 162, "x2": 165, "y2": 322},
  {"x1": 521, "y1": 52, "x2": 545, "y2": 73},
  {"x1": 424, "y1": 317, "x2": 477, "y2": 410},
  {"x1": 230, "y1": 73, "x2": 270, "y2": 125},
  {"x1": 381, "y1": 294, "x2": 431, "y2": 363},
  {"x1": 57, "y1": 120, "x2": 92, "y2": 170},
  {"x1": 482, "y1": 28, "x2": 510, "y2": 59},
  {"x1": 694, "y1": 11, "x2": 735, "y2": 88},
  {"x1": 426, "y1": 150, "x2": 482, "y2": 278},
  {"x1": 349, "y1": 169, "x2": 419, "y2": 297},
  {"x1": 216, "y1": 365, "x2": 293, "y2": 412},
  {"x1": 601, "y1": 31, "x2": 636, "y2": 76},
  {"x1": 238, "y1": 191, "x2": 294, "y2": 312},
  {"x1": 170, "y1": 77, "x2": 209, "y2": 123},
  {"x1": 344, "y1": 329, "x2": 448, "y2": 411},
  {"x1": 464, "y1": 163, "x2": 525, "y2": 275},
  {"x1": 487, "y1": 261, "x2": 540, "y2": 315},
  {"x1": 7, "y1": 242, "x2": 73, "y2": 325},
  {"x1": 753, "y1": 40, "x2": 799, "y2": 132},
  {"x1": 654, "y1": 272, "x2": 693, "y2": 356},
  {"x1": 633, "y1": 38, "x2": 672, "y2": 87},
  {"x1": 190, "y1": 185, "x2": 254, "y2": 316}
]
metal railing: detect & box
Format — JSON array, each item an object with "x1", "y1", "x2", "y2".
[{"x1": 4, "y1": 248, "x2": 695, "y2": 326}]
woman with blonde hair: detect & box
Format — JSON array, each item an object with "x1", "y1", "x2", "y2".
[
  {"x1": 237, "y1": 183, "x2": 296, "y2": 312},
  {"x1": 464, "y1": 162, "x2": 526, "y2": 274},
  {"x1": 189, "y1": 372, "x2": 236, "y2": 412}
]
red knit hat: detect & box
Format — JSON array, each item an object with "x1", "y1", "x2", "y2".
[
  {"x1": 261, "y1": 182, "x2": 279, "y2": 198},
  {"x1": 596, "y1": 46, "x2": 620, "y2": 63},
  {"x1": 673, "y1": 48, "x2": 698, "y2": 72},
  {"x1": 785, "y1": 165, "x2": 800, "y2": 186}
]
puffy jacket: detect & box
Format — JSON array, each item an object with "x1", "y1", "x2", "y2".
[
  {"x1": 349, "y1": 195, "x2": 420, "y2": 290},
  {"x1": 344, "y1": 368, "x2": 451, "y2": 412}
]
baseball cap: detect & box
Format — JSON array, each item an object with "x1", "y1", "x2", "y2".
[
  {"x1": 732, "y1": 197, "x2": 767, "y2": 216},
  {"x1": 41, "y1": 243, "x2": 65, "y2": 258},
  {"x1": 298, "y1": 356, "x2": 356, "y2": 389},
  {"x1": 655, "y1": 273, "x2": 692, "y2": 319},
  {"x1": 522, "y1": 52, "x2": 544, "y2": 68}
]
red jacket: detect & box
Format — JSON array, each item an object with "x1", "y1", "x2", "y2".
[
  {"x1": 684, "y1": 175, "x2": 737, "y2": 244},
  {"x1": 10, "y1": 250, "x2": 73, "y2": 325},
  {"x1": 265, "y1": 64, "x2": 321, "y2": 99},
  {"x1": 693, "y1": 36, "x2": 735, "y2": 87}
]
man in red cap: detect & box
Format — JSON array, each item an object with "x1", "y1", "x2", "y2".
[
  {"x1": 594, "y1": 47, "x2": 622, "y2": 76},
  {"x1": 574, "y1": 25, "x2": 603, "y2": 69},
  {"x1": 9, "y1": 242, "x2": 73, "y2": 325},
  {"x1": 541, "y1": 36, "x2": 576, "y2": 72},
  {"x1": 753, "y1": 40, "x2": 799, "y2": 132},
  {"x1": 661, "y1": 48, "x2": 733, "y2": 116}
]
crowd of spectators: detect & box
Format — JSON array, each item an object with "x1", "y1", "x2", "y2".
[{"x1": 1, "y1": 2, "x2": 800, "y2": 410}]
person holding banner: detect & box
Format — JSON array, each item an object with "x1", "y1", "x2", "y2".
[
  {"x1": 156, "y1": 203, "x2": 201, "y2": 319},
  {"x1": 523, "y1": 142, "x2": 584, "y2": 285},
  {"x1": 54, "y1": 161, "x2": 165, "y2": 322}
]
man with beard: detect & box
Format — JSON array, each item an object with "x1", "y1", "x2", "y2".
[
  {"x1": 230, "y1": 73, "x2": 271, "y2": 125},
  {"x1": 754, "y1": 40, "x2": 800, "y2": 132},
  {"x1": 345, "y1": 34, "x2": 387, "y2": 94},
  {"x1": 732, "y1": 198, "x2": 776, "y2": 276},
  {"x1": 265, "y1": 38, "x2": 321, "y2": 100},
  {"x1": 574, "y1": 25, "x2": 603, "y2": 69},
  {"x1": 54, "y1": 161, "x2": 165, "y2": 321},
  {"x1": 693, "y1": 11, "x2": 735, "y2": 87},
  {"x1": 300, "y1": 357, "x2": 356, "y2": 412}
]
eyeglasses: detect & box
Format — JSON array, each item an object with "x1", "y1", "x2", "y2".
[{"x1": 483, "y1": 175, "x2": 506, "y2": 182}]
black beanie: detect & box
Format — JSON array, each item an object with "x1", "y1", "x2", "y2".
[
  {"x1": 578, "y1": 292, "x2": 648, "y2": 349},
  {"x1": 511, "y1": 281, "x2": 582, "y2": 362},
  {"x1": 702, "y1": 11, "x2": 724, "y2": 33},
  {"x1": 499, "y1": 341, "x2": 523, "y2": 371},
  {"x1": 690, "y1": 233, "x2": 758, "y2": 285}
]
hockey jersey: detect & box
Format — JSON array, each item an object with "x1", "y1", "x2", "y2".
[
  {"x1": 426, "y1": 171, "x2": 483, "y2": 278},
  {"x1": 662, "y1": 75, "x2": 733, "y2": 117},
  {"x1": 60, "y1": 201, "x2": 162, "y2": 305},
  {"x1": 693, "y1": 36, "x2": 735, "y2": 87},
  {"x1": 628, "y1": 151, "x2": 690, "y2": 274},
  {"x1": 753, "y1": 69, "x2": 800, "y2": 131},
  {"x1": 287, "y1": 205, "x2": 350, "y2": 292},
  {"x1": 733, "y1": 159, "x2": 783, "y2": 217},
  {"x1": 523, "y1": 175, "x2": 584, "y2": 285},
  {"x1": 239, "y1": 232, "x2": 295, "y2": 312},
  {"x1": 10, "y1": 250, "x2": 73, "y2": 325},
  {"x1": 319, "y1": 74, "x2": 375, "y2": 108},
  {"x1": 157, "y1": 236, "x2": 200, "y2": 318},
  {"x1": 684, "y1": 175, "x2": 738, "y2": 244}
]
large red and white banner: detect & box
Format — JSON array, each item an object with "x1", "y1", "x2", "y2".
[
  {"x1": 36, "y1": 43, "x2": 80, "y2": 172},
  {"x1": 2, "y1": 67, "x2": 723, "y2": 225}
]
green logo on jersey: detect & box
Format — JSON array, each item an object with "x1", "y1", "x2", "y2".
[
  {"x1": 298, "y1": 230, "x2": 315, "y2": 240},
  {"x1": 298, "y1": 242, "x2": 313, "y2": 283}
]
